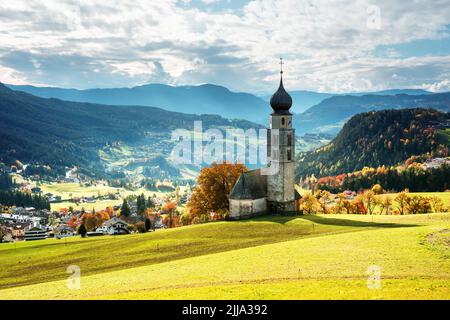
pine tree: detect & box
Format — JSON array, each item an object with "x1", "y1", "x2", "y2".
[{"x1": 121, "y1": 199, "x2": 131, "y2": 217}]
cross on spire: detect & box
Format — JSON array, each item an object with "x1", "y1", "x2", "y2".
[{"x1": 279, "y1": 57, "x2": 284, "y2": 75}]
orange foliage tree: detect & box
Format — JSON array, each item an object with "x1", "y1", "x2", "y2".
[
  {"x1": 186, "y1": 162, "x2": 248, "y2": 217},
  {"x1": 161, "y1": 201, "x2": 178, "y2": 228}
]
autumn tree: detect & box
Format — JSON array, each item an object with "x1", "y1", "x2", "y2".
[
  {"x1": 380, "y1": 196, "x2": 393, "y2": 215},
  {"x1": 316, "y1": 190, "x2": 331, "y2": 214},
  {"x1": 352, "y1": 194, "x2": 366, "y2": 214},
  {"x1": 430, "y1": 196, "x2": 447, "y2": 213},
  {"x1": 395, "y1": 191, "x2": 409, "y2": 215},
  {"x1": 186, "y1": 162, "x2": 248, "y2": 217},
  {"x1": 362, "y1": 190, "x2": 380, "y2": 215},
  {"x1": 406, "y1": 196, "x2": 432, "y2": 214},
  {"x1": 300, "y1": 193, "x2": 318, "y2": 214},
  {"x1": 371, "y1": 184, "x2": 384, "y2": 195},
  {"x1": 333, "y1": 193, "x2": 348, "y2": 214},
  {"x1": 161, "y1": 201, "x2": 177, "y2": 228},
  {"x1": 341, "y1": 197, "x2": 355, "y2": 214}
]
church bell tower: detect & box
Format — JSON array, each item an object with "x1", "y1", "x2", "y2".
[{"x1": 267, "y1": 58, "x2": 296, "y2": 213}]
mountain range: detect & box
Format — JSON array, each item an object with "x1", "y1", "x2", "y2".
[
  {"x1": 294, "y1": 92, "x2": 450, "y2": 135},
  {"x1": 6, "y1": 84, "x2": 439, "y2": 132},
  {"x1": 262, "y1": 88, "x2": 430, "y2": 113},
  {"x1": 6, "y1": 83, "x2": 269, "y2": 122},
  {"x1": 0, "y1": 83, "x2": 259, "y2": 180},
  {"x1": 296, "y1": 108, "x2": 450, "y2": 179}
]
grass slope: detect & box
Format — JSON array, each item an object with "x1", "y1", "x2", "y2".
[{"x1": 0, "y1": 214, "x2": 449, "y2": 299}]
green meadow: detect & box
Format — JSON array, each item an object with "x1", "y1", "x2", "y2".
[{"x1": 0, "y1": 213, "x2": 449, "y2": 299}]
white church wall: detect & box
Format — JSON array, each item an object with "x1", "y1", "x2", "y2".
[{"x1": 229, "y1": 198, "x2": 267, "y2": 220}]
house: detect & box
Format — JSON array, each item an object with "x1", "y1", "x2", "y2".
[
  {"x1": 95, "y1": 225, "x2": 109, "y2": 234},
  {"x1": 103, "y1": 217, "x2": 130, "y2": 235},
  {"x1": 24, "y1": 226, "x2": 48, "y2": 241},
  {"x1": 11, "y1": 222, "x2": 31, "y2": 240},
  {"x1": 54, "y1": 225, "x2": 75, "y2": 239}
]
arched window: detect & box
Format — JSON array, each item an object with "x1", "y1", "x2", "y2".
[{"x1": 281, "y1": 117, "x2": 285, "y2": 126}]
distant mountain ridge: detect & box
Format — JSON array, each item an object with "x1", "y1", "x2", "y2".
[
  {"x1": 296, "y1": 108, "x2": 450, "y2": 179},
  {"x1": 294, "y1": 92, "x2": 450, "y2": 135},
  {"x1": 8, "y1": 83, "x2": 433, "y2": 125},
  {"x1": 262, "y1": 89, "x2": 431, "y2": 113},
  {"x1": 6, "y1": 83, "x2": 269, "y2": 122}
]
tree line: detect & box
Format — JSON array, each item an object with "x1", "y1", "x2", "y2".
[
  {"x1": 300, "y1": 188, "x2": 448, "y2": 216},
  {"x1": 0, "y1": 190, "x2": 50, "y2": 210},
  {"x1": 0, "y1": 172, "x2": 13, "y2": 190},
  {"x1": 313, "y1": 164, "x2": 450, "y2": 193}
]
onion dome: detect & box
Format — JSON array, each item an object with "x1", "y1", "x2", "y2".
[{"x1": 270, "y1": 58, "x2": 292, "y2": 115}]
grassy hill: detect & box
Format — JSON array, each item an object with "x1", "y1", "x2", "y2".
[
  {"x1": 0, "y1": 213, "x2": 449, "y2": 299},
  {"x1": 297, "y1": 108, "x2": 450, "y2": 178}
]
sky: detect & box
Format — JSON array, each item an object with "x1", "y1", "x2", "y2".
[{"x1": 0, "y1": 0, "x2": 450, "y2": 94}]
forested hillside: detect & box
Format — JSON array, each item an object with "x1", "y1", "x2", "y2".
[
  {"x1": 0, "y1": 83, "x2": 259, "y2": 178},
  {"x1": 294, "y1": 92, "x2": 450, "y2": 135},
  {"x1": 296, "y1": 108, "x2": 450, "y2": 179}
]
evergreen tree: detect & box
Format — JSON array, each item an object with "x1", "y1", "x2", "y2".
[
  {"x1": 145, "y1": 218, "x2": 152, "y2": 231},
  {"x1": 78, "y1": 224, "x2": 87, "y2": 237},
  {"x1": 121, "y1": 199, "x2": 131, "y2": 217}
]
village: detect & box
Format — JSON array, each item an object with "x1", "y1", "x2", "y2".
[{"x1": 0, "y1": 165, "x2": 195, "y2": 242}]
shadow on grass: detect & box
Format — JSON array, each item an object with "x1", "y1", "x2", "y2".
[{"x1": 248, "y1": 214, "x2": 419, "y2": 228}]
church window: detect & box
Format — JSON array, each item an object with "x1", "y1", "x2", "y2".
[
  {"x1": 287, "y1": 149, "x2": 292, "y2": 161},
  {"x1": 281, "y1": 117, "x2": 285, "y2": 126},
  {"x1": 272, "y1": 149, "x2": 279, "y2": 160},
  {"x1": 287, "y1": 134, "x2": 292, "y2": 146}
]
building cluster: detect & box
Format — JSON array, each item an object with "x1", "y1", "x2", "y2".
[
  {"x1": 0, "y1": 200, "x2": 167, "y2": 243},
  {"x1": 421, "y1": 157, "x2": 450, "y2": 170}
]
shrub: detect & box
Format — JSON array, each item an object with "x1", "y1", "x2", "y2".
[
  {"x1": 135, "y1": 221, "x2": 147, "y2": 233},
  {"x1": 78, "y1": 224, "x2": 87, "y2": 237},
  {"x1": 180, "y1": 213, "x2": 191, "y2": 226}
]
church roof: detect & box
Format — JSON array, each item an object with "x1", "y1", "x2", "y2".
[
  {"x1": 270, "y1": 58, "x2": 292, "y2": 115},
  {"x1": 270, "y1": 75, "x2": 293, "y2": 115},
  {"x1": 229, "y1": 169, "x2": 267, "y2": 200}
]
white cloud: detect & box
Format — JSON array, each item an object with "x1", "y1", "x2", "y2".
[
  {"x1": 0, "y1": 0, "x2": 449, "y2": 93},
  {"x1": 422, "y1": 79, "x2": 450, "y2": 92}
]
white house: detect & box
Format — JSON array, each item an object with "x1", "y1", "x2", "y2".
[{"x1": 103, "y1": 217, "x2": 130, "y2": 235}]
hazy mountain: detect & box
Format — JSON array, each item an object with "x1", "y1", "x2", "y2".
[
  {"x1": 262, "y1": 89, "x2": 431, "y2": 114},
  {"x1": 294, "y1": 92, "x2": 450, "y2": 136},
  {"x1": 8, "y1": 83, "x2": 432, "y2": 123},
  {"x1": 296, "y1": 108, "x2": 450, "y2": 179},
  {"x1": 0, "y1": 83, "x2": 260, "y2": 179},
  {"x1": 6, "y1": 83, "x2": 269, "y2": 122}
]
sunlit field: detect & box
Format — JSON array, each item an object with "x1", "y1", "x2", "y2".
[{"x1": 1, "y1": 213, "x2": 448, "y2": 300}]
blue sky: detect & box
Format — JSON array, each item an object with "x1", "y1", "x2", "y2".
[{"x1": 0, "y1": 0, "x2": 449, "y2": 94}]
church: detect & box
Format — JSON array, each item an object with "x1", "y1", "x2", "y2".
[{"x1": 229, "y1": 61, "x2": 300, "y2": 219}]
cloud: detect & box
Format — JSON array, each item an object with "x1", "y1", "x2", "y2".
[
  {"x1": 422, "y1": 79, "x2": 450, "y2": 92},
  {"x1": 0, "y1": 0, "x2": 449, "y2": 94}
]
